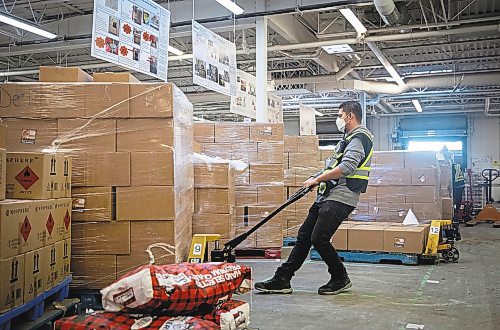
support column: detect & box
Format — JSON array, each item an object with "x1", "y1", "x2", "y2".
[
  {"x1": 255, "y1": 16, "x2": 268, "y2": 123},
  {"x1": 360, "y1": 91, "x2": 366, "y2": 126}
]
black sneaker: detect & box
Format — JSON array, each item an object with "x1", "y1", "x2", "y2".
[
  {"x1": 254, "y1": 276, "x2": 293, "y2": 294},
  {"x1": 318, "y1": 276, "x2": 352, "y2": 295}
]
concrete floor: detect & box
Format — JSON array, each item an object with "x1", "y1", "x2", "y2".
[{"x1": 238, "y1": 225, "x2": 499, "y2": 330}]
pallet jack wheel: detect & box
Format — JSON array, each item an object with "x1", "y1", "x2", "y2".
[{"x1": 442, "y1": 247, "x2": 460, "y2": 263}]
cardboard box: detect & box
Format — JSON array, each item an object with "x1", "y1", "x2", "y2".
[
  {"x1": 235, "y1": 169, "x2": 250, "y2": 186},
  {"x1": 250, "y1": 164, "x2": 284, "y2": 186},
  {"x1": 195, "y1": 188, "x2": 234, "y2": 214},
  {"x1": 60, "y1": 155, "x2": 72, "y2": 198},
  {"x1": 201, "y1": 143, "x2": 232, "y2": 160},
  {"x1": 129, "y1": 83, "x2": 173, "y2": 118},
  {"x1": 39, "y1": 66, "x2": 92, "y2": 82},
  {"x1": 242, "y1": 206, "x2": 284, "y2": 227},
  {"x1": 284, "y1": 136, "x2": 299, "y2": 153},
  {"x1": 44, "y1": 244, "x2": 57, "y2": 290},
  {"x1": 0, "y1": 148, "x2": 5, "y2": 201},
  {"x1": 442, "y1": 197, "x2": 453, "y2": 219},
  {"x1": 72, "y1": 152, "x2": 130, "y2": 187},
  {"x1": 350, "y1": 202, "x2": 370, "y2": 221},
  {"x1": 72, "y1": 187, "x2": 113, "y2": 222},
  {"x1": 389, "y1": 203, "x2": 412, "y2": 221},
  {"x1": 71, "y1": 254, "x2": 116, "y2": 290},
  {"x1": 54, "y1": 198, "x2": 72, "y2": 240},
  {"x1": 54, "y1": 240, "x2": 67, "y2": 285},
  {"x1": 194, "y1": 162, "x2": 234, "y2": 188},
  {"x1": 368, "y1": 169, "x2": 390, "y2": 187},
  {"x1": 257, "y1": 185, "x2": 285, "y2": 205},
  {"x1": 388, "y1": 169, "x2": 412, "y2": 186},
  {"x1": 256, "y1": 142, "x2": 284, "y2": 164},
  {"x1": 57, "y1": 119, "x2": 116, "y2": 153},
  {"x1": 347, "y1": 224, "x2": 387, "y2": 251},
  {"x1": 0, "y1": 124, "x2": 6, "y2": 149},
  {"x1": 193, "y1": 141, "x2": 202, "y2": 153},
  {"x1": 319, "y1": 148, "x2": 335, "y2": 161},
  {"x1": 0, "y1": 200, "x2": 45, "y2": 259},
  {"x1": 24, "y1": 247, "x2": 45, "y2": 302},
  {"x1": 117, "y1": 118, "x2": 173, "y2": 152},
  {"x1": 411, "y1": 168, "x2": 437, "y2": 186},
  {"x1": 383, "y1": 226, "x2": 427, "y2": 253},
  {"x1": 235, "y1": 187, "x2": 257, "y2": 206},
  {"x1": 34, "y1": 199, "x2": 58, "y2": 245},
  {"x1": 372, "y1": 151, "x2": 405, "y2": 169},
  {"x1": 193, "y1": 213, "x2": 235, "y2": 240},
  {"x1": 63, "y1": 238, "x2": 71, "y2": 278},
  {"x1": 332, "y1": 223, "x2": 355, "y2": 250},
  {"x1": 405, "y1": 186, "x2": 437, "y2": 203},
  {"x1": 116, "y1": 186, "x2": 175, "y2": 220},
  {"x1": 359, "y1": 186, "x2": 377, "y2": 203},
  {"x1": 93, "y1": 72, "x2": 140, "y2": 82},
  {"x1": 85, "y1": 84, "x2": 130, "y2": 118},
  {"x1": 232, "y1": 143, "x2": 258, "y2": 164},
  {"x1": 412, "y1": 202, "x2": 442, "y2": 220},
  {"x1": 284, "y1": 169, "x2": 295, "y2": 186},
  {"x1": 193, "y1": 123, "x2": 215, "y2": 143},
  {"x1": 256, "y1": 224, "x2": 282, "y2": 247},
  {"x1": 131, "y1": 151, "x2": 174, "y2": 186},
  {"x1": 250, "y1": 123, "x2": 284, "y2": 142},
  {"x1": 4, "y1": 119, "x2": 58, "y2": 152},
  {"x1": 368, "y1": 203, "x2": 391, "y2": 221},
  {"x1": 215, "y1": 123, "x2": 250, "y2": 143},
  {"x1": 71, "y1": 222, "x2": 130, "y2": 255},
  {"x1": 377, "y1": 186, "x2": 405, "y2": 203},
  {"x1": 31, "y1": 84, "x2": 87, "y2": 118},
  {"x1": 0, "y1": 254, "x2": 25, "y2": 313},
  {"x1": 404, "y1": 151, "x2": 437, "y2": 169},
  {"x1": 288, "y1": 152, "x2": 320, "y2": 169}
]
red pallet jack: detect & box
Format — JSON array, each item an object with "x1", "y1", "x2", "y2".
[{"x1": 466, "y1": 168, "x2": 500, "y2": 227}]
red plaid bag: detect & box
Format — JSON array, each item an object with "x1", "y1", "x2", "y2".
[
  {"x1": 54, "y1": 312, "x2": 219, "y2": 330},
  {"x1": 101, "y1": 263, "x2": 251, "y2": 314},
  {"x1": 201, "y1": 300, "x2": 250, "y2": 330}
]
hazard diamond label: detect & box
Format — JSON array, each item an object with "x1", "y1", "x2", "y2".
[
  {"x1": 21, "y1": 216, "x2": 32, "y2": 242},
  {"x1": 64, "y1": 210, "x2": 71, "y2": 230},
  {"x1": 15, "y1": 166, "x2": 39, "y2": 190},
  {"x1": 46, "y1": 212, "x2": 55, "y2": 235}
]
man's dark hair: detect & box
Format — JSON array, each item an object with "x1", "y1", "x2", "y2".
[{"x1": 339, "y1": 101, "x2": 362, "y2": 123}]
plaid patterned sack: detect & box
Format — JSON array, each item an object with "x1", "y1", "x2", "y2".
[
  {"x1": 101, "y1": 263, "x2": 252, "y2": 314},
  {"x1": 201, "y1": 300, "x2": 250, "y2": 330},
  {"x1": 54, "y1": 312, "x2": 220, "y2": 330}
]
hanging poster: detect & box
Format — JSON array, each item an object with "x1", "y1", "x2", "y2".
[
  {"x1": 91, "y1": 0, "x2": 170, "y2": 81},
  {"x1": 230, "y1": 70, "x2": 257, "y2": 118},
  {"x1": 268, "y1": 93, "x2": 283, "y2": 123},
  {"x1": 300, "y1": 104, "x2": 316, "y2": 135},
  {"x1": 192, "y1": 20, "x2": 237, "y2": 97}
]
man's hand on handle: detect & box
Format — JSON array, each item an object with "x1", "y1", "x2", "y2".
[{"x1": 303, "y1": 177, "x2": 319, "y2": 188}]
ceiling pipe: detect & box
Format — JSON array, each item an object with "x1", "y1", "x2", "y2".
[{"x1": 374, "y1": 0, "x2": 410, "y2": 26}]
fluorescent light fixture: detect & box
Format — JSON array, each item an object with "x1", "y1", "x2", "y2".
[
  {"x1": 411, "y1": 69, "x2": 453, "y2": 75},
  {"x1": 322, "y1": 44, "x2": 354, "y2": 54},
  {"x1": 0, "y1": 11, "x2": 57, "y2": 39},
  {"x1": 215, "y1": 0, "x2": 244, "y2": 15},
  {"x1": 412, "y1": 99, "x2": 423, "y2": 113},
  {"x1": 315, "y1": 110, "x2": 324, "y2": 117},
  {"x1": 168, "y1": 45, "x2": 184, "y2": 56},
  {"x1": 339, "y1": 8, "x2": 367, "y2": 35}
]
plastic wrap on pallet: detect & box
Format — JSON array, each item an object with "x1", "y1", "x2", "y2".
[{"x1": 284, "y1": 135, "x2": 319, "y2": 153}]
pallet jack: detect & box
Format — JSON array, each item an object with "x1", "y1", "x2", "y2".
[
  {"x1": 421, "y1": 220, "x2": 460, "y2": 263},
  {"x1": 466, "y1": 168, "x2": 500, "y2": 227}
]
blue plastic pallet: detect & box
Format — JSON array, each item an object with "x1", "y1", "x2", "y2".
[
  {"x1": 283, "y1": 237, "x2": 298, "y2": 247},
  {"x1": 310, "y1": 249, "x2": 419, "y2": 265},
  {"x1": 0, "y1": 275, "x2": 72, "y2": 330}
]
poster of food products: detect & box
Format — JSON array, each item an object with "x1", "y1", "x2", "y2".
[
  {"x1": 230, "y1": 69, "x2": 257, "y2": 118},
  {"x1": 192, "y1": 20, "x2": 237, "y2": 97},
  {"x1": 91, "y1": 0, "x2": 170, "y2": 81},
  {"x1": 268, "y1": 93, "x2": 283, "y2": 123}
]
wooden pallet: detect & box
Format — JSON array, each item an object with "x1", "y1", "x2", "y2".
[
  {"x1": 310, "y1": 249, "x2": 419, "y2": 266},
  {"x1": 235, "y1": 247, "x2": 281, "y2": 259}
]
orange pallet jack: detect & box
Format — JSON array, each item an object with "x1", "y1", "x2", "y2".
[{"x1": 466, "y1": 169, "x2": 500, "y2": 228}]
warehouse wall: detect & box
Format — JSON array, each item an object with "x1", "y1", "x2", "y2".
[{"x1": 366, "y1": 116, "x2": 395, "y2": 151}]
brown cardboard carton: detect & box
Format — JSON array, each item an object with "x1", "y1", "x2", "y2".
[
  {"x1": 34, "y1": 199, "x2": 58, "y2": 245},
  {"x1": 250, "y1": 123, "x2": 284, "y2": 142},
  {"x1": 193, "y1": 213, "x2": 235, "y2": 241},
  {"x1": 319, "y1": 148, "x2": 335, "y2": 161},
  {"x1": 57, "y1": 119, "x2": 116, "y2": 153},
  {"x1": 405, "y1": 186, "x2": 437, "y2": 203},
  {"x1": 372, "y1": 151, "x2": 405, "y2": 168},
  {"x1": 383, "y1": 226, "x2": 427, "y2": 253},
  {"x1": 368, "y1": 168, "x2": 390, "y2": 187},
  {"x1": 404, "y1": 151, "x2": 437, "y2": 169},
  {"x1": 54, "y1": 198, "x2": 72, "y2": 240},
  {"x1": 71, "y1": 255, "x2": 117, "y2": 290},
  {"x1": 193, "y1": 123, "x2": 215, "y2": 143},
  {"x1": 412, "y1": 202, "x2": 442, "y2": 220},
  {"x1": 55, "y1": 155, "x2": 72, "y2": 199},
  {"x1": 235, "y1": 169, "x2": 250, "y2": 187},
  {"x1": 235, "y1": 187, "x2": 258, "y2": 206},
  {"x1": 54, "y1": 240, "x2": 67, "y2": 285},
  {"x1": 201, "y1": 143, "x2": 233, "y2": 160},
  {"x1": 0, "y1": 84, "x2": 32, "y2": 117},
  {"x1": 63, "y1": 238, "x2": 71, "y2": 278},
  {"x1": 350, "y1": 202, "x2": 370, "y2": 221},
  {"x1": 0, "y1": 124, "x2": 6, "y2": 149},
  {"x1": 215, "y1": 123, "x2": 250, "y2": 143},
  {"x1": 0, "y1": 148, "x2": 5, "y2": 201},
  {"x1": 377, "y1": 186, "x2": 405, "y2": 203},
  {"x1": 194, "y1": 162, "x2": 234, "y2": 188},
  {"x1": 131, "y1": 151, "x2": 174, "y2": 186},
  {"x1": 85, "y1": 84, "x2": 129, "y2": 118},
  {"x1": 0, "y1": 254, "x2": 25, "y2": 313},
  {"x1": 332, "y1": 223, "x2": 355, "y2": 250},
  {"x1": 288, "y1": 152, "x2": 320, "y2": 169},
  {"x1": 297, "y1": 135, "x2": 319, "y2": 149},
  {"x1": 116, "y1": 186, "x2": 175, "y2": 220},
  {"x1": 256, "y1": 142, "x2": 284, "y2": 164},
  {"x1": 368, "y1": 203, "x2": 391, "y2": 221},
  {"x1": 31, "y1": 84, "x2": 87, "y2": 118},
  {"x1": 389, "y1": 203, "x2": 413, "y2": 221},
  {"x1": 117, "y1": 118, "x2": 173, "y2": 151},
  {"x1": 129, "y1": 83, "x2": 173, "y2": 118},
  {"x1": 411, "y1": 168, "x2": 437, "y2": 186},
  {"x1": 250, "y1": 164, "x2": 284, "y2": 186},
  {"x1": 284, "y1": 169, "x2": 295, "y2": 186},
  {"x1": 441, "y1": 197, "x2": 453, "y2": 219},
  {"x1": 0, "y1": 200, "x2": 45, "y2": 259},
  {"x1": 284, "y1": 136, "x2": 299, "y2": 153},
  {"x1": 24, "y1": 247, "x2": 45, "y2": 302},
  {"x1": 6, "y1": 152, "x2": 65, "y2": 199},
  {"x1": 3, "y1": 119, "x2": 58, "y2": 152},
  {"x1": 71, "y1": 222, "x2": 130, "y2": 255},
  {"x1": 256, "y1": 224, "x2": 282, "y2": 247},
  {"x1": 93, "y1": 72, "x2": 140, "y2": 82},
  {"x1": 243, "y1": 206, "x2": 284, "y2": 227},
  {"x1": 257, "y1": 185, "x2": 285, "y2": 205},
  {"x1": 388, "y1": 169, "x2": 412, "y2": 186},
  {"x1": 39, "y1": 66, "x2": 92, "y2": 82},
  {"x1": 43, "y1": 244, "x2": 57, "y2": 290},
  {"x1": 233, "y1": 143, "x2": 258, "y2": 164},
  {"x1": 359, "y1": 185, "x2": 377, "y2": 203},
  {"x1": 72, "y1": 152, "x2": 130, "y2": 187},
  {"x1": 72, "y1": 187, "x2": 113, "y2": 222},
  {"x1": 195, "y1": 188, "x2": 234, "y2": 214},
  {"x1": 348, "y1": 224, "x2": 387, "y2": 251}
]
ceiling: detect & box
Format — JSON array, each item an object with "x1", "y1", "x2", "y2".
[{"x1": 0, "y1": 0, "x2": 499, "y2": 120}]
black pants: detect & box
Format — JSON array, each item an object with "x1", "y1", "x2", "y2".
[
  {"x1": 276, "y1": 201, "x2": 355, "y2": 280},
  {"x1": 452, "y1": 186, "x2": 465, "y2": 223}
]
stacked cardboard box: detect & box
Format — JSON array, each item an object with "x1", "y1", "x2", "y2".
[
  {"x1": 194, "y1": 122, "x2": 285, "y2": 248},
  {"x1": 1, "y1": 69, "x2": 194, "y2": 290}
]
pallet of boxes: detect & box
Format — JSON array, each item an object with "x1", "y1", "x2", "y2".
[
  {"x1": 0, "y1": 67, "x2": 194, "y2": 292},
  {"x1": 193, "y1": 122, "x2": 285, "y2": 257},
  {"x1": 0, "y1": 122, "x2": 72, "y2": 323}
]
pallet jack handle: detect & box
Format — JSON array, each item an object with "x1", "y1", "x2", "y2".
[{"x1": 481, "y1": 168, "x2": 499, "y2": 204}]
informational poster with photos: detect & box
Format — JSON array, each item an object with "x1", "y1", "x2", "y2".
[
  {"x1": 231, "y1": 70, "x2": 257, "y2": 118},
  {"x1": 91, "y1": 0, "x2": 170, "y2": 81},
  {"x1": 267, "y1": 93, "x2": 283, "y2": 123},
  {"x1": 192, "y1": 20, "x2": 237, "y2": 97},
  {"x1": 300, "y1": 104, "x2": 317, "y2": 135}
]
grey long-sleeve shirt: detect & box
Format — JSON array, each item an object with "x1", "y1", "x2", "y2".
[{"x1": 316, "y1": 126, "x2": 372, "y2": 207}]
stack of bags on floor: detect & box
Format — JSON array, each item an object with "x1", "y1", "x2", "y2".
[{"x1": 55, "y1": 262, "x2": 252, "y2": 329}]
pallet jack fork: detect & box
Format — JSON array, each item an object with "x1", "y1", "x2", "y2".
[{"x1": 421, "y1": 220, "x2": 460, "y2": 263}]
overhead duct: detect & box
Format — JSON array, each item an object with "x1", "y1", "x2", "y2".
[{"x1": 374, "y1": 0, "x2": 410, "y2": 26}]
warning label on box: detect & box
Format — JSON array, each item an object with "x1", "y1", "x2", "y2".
[
  {"x1": 21, "y1": 216, "x2": 32, "y2": 242},
  {"x1": 46, "y1": 213, "x2": 55, "y2": 235},
  {"x1": 15, "y1": 166, "x2": 39, "y2": 190}
]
